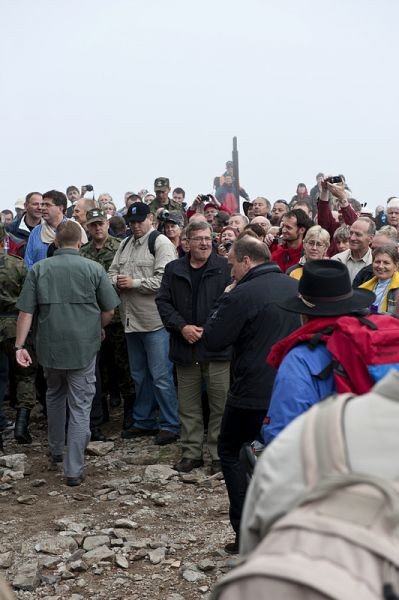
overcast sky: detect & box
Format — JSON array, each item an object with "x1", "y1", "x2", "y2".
[{"x1": 1, "y1": 0, "x2": 398, "y2": 213}]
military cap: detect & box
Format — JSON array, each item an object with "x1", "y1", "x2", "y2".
[
  {"x1": 86, "y1": 208, "x2": 107, "y2": 225},
  {"x1": 125, "y1": 202, "x2": 150, "y2": 223},
  {"x1": 154, "y1": 177, "x2": 170, "y2": 192},
  {"x1": 164, "y1": 211, "x2": 184, "y2": 227}
]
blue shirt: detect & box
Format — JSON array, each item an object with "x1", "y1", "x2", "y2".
[{"x1": 262, "y1": 343, "x2": 335, "y2": 445}]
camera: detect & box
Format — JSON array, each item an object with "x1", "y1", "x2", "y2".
[
  {"x1": 158, "y1": 209, "x2": 170, "y2": 222},
  {"x1": 326, "y1": 176, "x2": 343, "y2": 184},
  {"x1": 200, "y1": 194, "x2": 210, "y2": 203},
  {"x1": 223, "y1": 240, "x2": 233, "y2": 251},
  {"x1": 83, "y1": 184, "x2": 94, "y2": 192}
]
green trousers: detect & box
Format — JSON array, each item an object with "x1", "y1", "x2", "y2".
[{"x1": 176, "y1": 361, "x2": 230, "y2": 461}]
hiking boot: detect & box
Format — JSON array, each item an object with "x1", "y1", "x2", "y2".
[
  {"x1": 90, "y1": 427, "x2": 107, "y2": 442},
  {"x1": 65, "y1": 475, "x2": 85, "y2": 487},
  {"x1": 154, "y1": 430, "x2": 179, "y2": 446},
  {"x1": 173, "y1": 458, "x2": 204, "y2": 473},
  {"x1": 224, "y1": 537, "x2": 239, "y2": 555},
  {"x1": 48, "y1": 454, "x2": 63, "y2": 471},
  {"x1": 14, "y1": 408, "x2": 32, "y2": 444},
  {"x1": 121, "y1": 427, "x2": 158, "y2": 439}
]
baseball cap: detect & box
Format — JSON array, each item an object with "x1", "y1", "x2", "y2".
[
  {"x1": 86, "y1": 208, "x2": 107, "y2": 225},
  {"x1": 164, "y1": 211, "x2": 183, "y2": 227},
  {"x1": 154, "y1": 177, "x2": 170, "y2": 192},
  {"x1": 15, "y1": 198, "x2": 25, "y2": 210},
  {"x1": 125, "y1": 202, "x2": 150, "y2": 223}
]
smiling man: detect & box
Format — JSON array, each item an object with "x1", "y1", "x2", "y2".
[
  {"x1": 271, "y1": 208, "x2": 313, "y2": 273},
  {"x1": 332, "y1": 217, "x2": 375, "y2": 283}
]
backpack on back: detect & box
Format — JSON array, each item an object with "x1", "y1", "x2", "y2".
[
  {"x1": 212, "y1": 393, "x2": 399, "y2": 600},
  {"x1": 317, "y1": 314, "x2": 399, "y2": 395},
  {"x1": 119, "y1": 229, "x2": 161, "y2": 257}
]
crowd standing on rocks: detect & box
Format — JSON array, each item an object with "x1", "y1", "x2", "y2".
[{"x1": 1, "y1": 167, "x2": 399, "y2": 598}]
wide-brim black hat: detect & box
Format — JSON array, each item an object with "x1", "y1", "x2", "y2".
[{"x1": 278, "y1": 259, "x2": 375, "y2": 316}]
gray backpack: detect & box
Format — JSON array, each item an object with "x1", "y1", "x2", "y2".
[{"x1": 212, "y1": 393, "x2": 399, "y2": 600}]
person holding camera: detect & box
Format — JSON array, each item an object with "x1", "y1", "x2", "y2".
[
  {"x1": 217, "y1": 226, "x2": 238, "y2": 257},
  {"x1": 158, "y1": 210, "x2": 185, "y2": 257},
  {"x1": 149, "y1": 177, "x2": 186, "y2": 220}
]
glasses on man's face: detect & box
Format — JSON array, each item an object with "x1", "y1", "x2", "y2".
[
  {"x1": 189, "y1": 236, "x2": 212, "y2": 244},
  {"x1": 305, "y1": 240, "x2": 324, "y2": 248}
]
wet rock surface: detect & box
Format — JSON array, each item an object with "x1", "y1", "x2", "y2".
[{"x1": 0, "y1": 409, "x2": 239, "y2": 599}]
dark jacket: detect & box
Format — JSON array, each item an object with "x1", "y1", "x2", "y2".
[
  {"x1": 203, "y1": 263, "x2": 301, "y2": 410},
  {"x1": 156, "y1": 253, "x2": 232, "y2": 365}
]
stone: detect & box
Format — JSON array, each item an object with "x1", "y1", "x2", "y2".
[
  {"x1": 131, "y1": 549, "x2": 148, "y2": 561},
  {"x1": 35, "y1": 536, "x2": 78, "y2": 555},
  {"x1": 0, "y1": 453, "x2": 27, "y2": 472},
  {"x1": 82, "y1": 535, "x2": 110, "y2": 551},
  {"x1": 199, "y1": 586, "x2": 209, "y2": 594},
  {"x1": 0, "y1": 551, "x2": 13, "y2": 568},
  {"x1": 150, "y1": 493, "x2": 167, "y2": 506},
  {"x1": 86, "y1": 441, "x2": 115, "y2": 456},
  {"x1": 83, "y1": 545, "x2": 114, "y2": 565},
  {"x1": 198, "y1": 559, "x2": 216, "y2": 572},
  {"x1": 69, "y1": 560, "x2": 88, "y2": 572},
  {"x1": 31, "y1": 479, "x2": 47, "y2": 487},
  {"x1": 143, "y1": 465, "x2": 177, "y2": 482},
  {"x1": 182, "y1": 568, "x2": 205, "y2": 582},
  {"x1": 72, "y1": 493, "x2": 91, "y2": 501},
  {"x1": 61, "y1": 569, "x2": 75, "y2": 580},
  {"x1": 0, "y1": 483, "x2": 13, "y2": 491},
  {"x1": 13, "y1": 559, "x2": 40, "y2": 591},
  {"x1": 54, "y1": 519, "x2": 87, "y2": 534},
  {"x1": 115, "y1": 554, "x2": 129, "y2": 569},
  {"x1": 148, "y1": 547, "x2": 166, "y2": 565},
  {"x1": 17, "y1": 494, "x2": 38, "y2": 505},
  {"x1": 110, "y1": 539, "x2": 124, "y2": 547},
  {"x1": 114, "y1": 519, "x2": 138, "y2": 530},
  {"x1": 166, "y1": 595, "x2": 185, "y2": 600}
]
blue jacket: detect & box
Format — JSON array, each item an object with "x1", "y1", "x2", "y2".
[{"x1": 262, "y1": 343, "x2": 335, "y2": 445}]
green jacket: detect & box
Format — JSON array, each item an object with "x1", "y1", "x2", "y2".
[
  {"x1": 80, "y1": 235, "x2": 121, "y2": 272},
  {"x1": 0, "y1": 250, "x2": 27, "y2": 341}
]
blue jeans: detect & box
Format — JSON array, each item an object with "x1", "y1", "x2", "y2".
[{"x1": 125, "y1": 328, "x2": 179, "y2": 433}]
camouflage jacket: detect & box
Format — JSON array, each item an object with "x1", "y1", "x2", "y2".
[
  {"x1": 0, "y1": 250, "x2": 27, "y2": 341},
  {"x1": 80, "y1": 235, "x2": 121, "y2": 272},
  {"x1": 149, "y1": 198, "x2": 186, "y2": 218},
  {"x1": 80, "y1": 236, "x2": 122, "y2": 323}
]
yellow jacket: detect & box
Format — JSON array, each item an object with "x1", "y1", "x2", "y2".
[{"x1": 359, "y1": 271, "x2": 399, "y2": 313}]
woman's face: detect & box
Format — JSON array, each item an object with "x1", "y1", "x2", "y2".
[
  {"x1": 221, "y1": 229, "x2": 236, "y2": 243},
  {"x1": 304, "y1": 238, "x2": 328, "y2": 261},
  {"x1": 372, "y1": 252, "x2": 397, "y2": 280},
  {"x1": 103, "y1": 203, "x2": 116, "y2": 216},
  {"x1": 335, "y1": 238, "x2": 349, "y2": 253}
]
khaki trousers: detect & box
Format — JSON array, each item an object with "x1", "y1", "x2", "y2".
[{"x1": 176, "y1": 361, "x2": 230, "y2": 461}]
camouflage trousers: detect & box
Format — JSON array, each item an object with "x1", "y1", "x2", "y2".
[
  {"x1": 0, "y1": 338, "x2": 37, "y2": 411},
  {"x1": 99, "y1": 321, "x2": 133, "y2": 399}
]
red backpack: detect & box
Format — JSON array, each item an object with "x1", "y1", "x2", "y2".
[{"x1": 317, "y1": 314, "x2": 399, "y2": 394}]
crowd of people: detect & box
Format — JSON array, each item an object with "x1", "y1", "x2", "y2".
[{"x1": 1, "y1": 164, "x2": 399, "y2": 574}]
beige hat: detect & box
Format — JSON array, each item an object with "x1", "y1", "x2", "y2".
[{"x1": 14, "y1": 198, "x2": 25, "y2": 210}]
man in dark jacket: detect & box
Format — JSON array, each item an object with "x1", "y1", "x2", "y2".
[
  {"x1": 156, "y1": 221, "x2": 232, "y2": 474},
  {"x1": 203, "y1": 236, "x2": 300, "y2": 553},
  {"x1": 6, "y1": 192, "x2": 43, "y2": 256}
]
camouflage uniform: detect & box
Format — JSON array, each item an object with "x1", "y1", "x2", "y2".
[
  {"x1": 80, "y1": 235, "x2": 133, "y2": 400},
  {"x1": 0, "y1": 250, "x2": 36, "y2": 413}
]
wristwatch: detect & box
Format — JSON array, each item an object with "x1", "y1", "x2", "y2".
[{"x1": 15, "y1": 345, "x2": 24, "y2": 351}]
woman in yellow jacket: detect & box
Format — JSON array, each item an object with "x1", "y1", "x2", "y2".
[{"x1": 359, "y1": 245, "x2": 399, "y2": 314}]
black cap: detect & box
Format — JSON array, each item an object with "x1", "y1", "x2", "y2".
[{"x1": 125, "y1": 202, "x2": 150, "y2": 223}]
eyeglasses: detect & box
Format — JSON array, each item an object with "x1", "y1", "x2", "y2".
[
  {"x1": 305, "y1": 240, "x2": 325, "y2": 248},
  {"x1": 189, "y1": 236, "x2": 212, "y2": 243}
]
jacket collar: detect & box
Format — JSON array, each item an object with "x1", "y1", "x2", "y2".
[{"x1": 238, "y1": 262, "x2": 281, "y2": 286}]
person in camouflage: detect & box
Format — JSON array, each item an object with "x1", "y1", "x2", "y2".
[
  {"x1": 80, "y1": 209, "x2": 134, "y2": 432},
  {"x1": 0, "y1": 224, "x2": 36, "y2": 449}
]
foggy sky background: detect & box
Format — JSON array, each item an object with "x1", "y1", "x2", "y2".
[{"x1": 1, "y1": 0, "x2": 398, "y2": 213}]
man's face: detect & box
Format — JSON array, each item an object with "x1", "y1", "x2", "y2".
[
  {"x1": 281, "y1": 215, "x2": 303, "y2": 244},
  {"x1": 87, "y1": 220, "x2": 109, "y2": 243},
  {"x1": 228, "y1": 216, "x2": 245, "y2": 233},
  {"x1": 25, "y1": 194, "x2": 43, "y2": 220},
  {"x1": 1, "y1": 213, "x2": 13, "y2": 225},
  {"x1": 129, "y1": 215, "x2": 153, "y2": 239},
  {"x1": 188, "y1": 228, "x2": 213, "y2": 263},
  {"x1": 164, "y1": 222, "x2": 181, "y2": 240},
  {"x1": 228, "y1": 249, "x2": 249, "y2": 283},
  {"x1": 253, "y1": 198, "x2": 268, "y2": 217},
  {"x1": 172, "y1": 192, "x2": 184, "y2": 205},
  {"x1": 349, "y1": 220, "x2": 373, "y2": 253},
  {"x1": 204, "y1": 207, "x2": 218, "y2": 224},
  {"x1": 387, "y1": 206, "x2": 399, "y2": 229},
  {"x1": 271, "y1": 202, "x2": 287, "y2": 223},
  {"x1": 73, "y1": 200, "x2": 87, "y2": 226},
  {"x1": 155, "y1": 188, "x2": 170, "y2": 206},
  {"x1": 67, "y1": 189, "x2": 80, "y2": 203},
  {"x1": 41, "y1": 199, "x2": 64, "y2": 224}
]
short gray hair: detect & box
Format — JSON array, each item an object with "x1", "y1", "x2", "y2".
[
  {"x1": 186, "y1": 220, "x2": 212, "y2": 239},
  {"x1": 356, "y1": 217, "x2": 376, "y2": 236}
]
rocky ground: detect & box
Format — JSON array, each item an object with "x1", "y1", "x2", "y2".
[{"x1": 0, "y1": 408, "x2": 239, "y2": 600}]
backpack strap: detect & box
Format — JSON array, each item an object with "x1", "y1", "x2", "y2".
[
  {"x1": 301, "y1": 392, "x2": 354, "y2": 487},
  {"x1": 119, "y1": 229, "x2": 161, "y2": 257}
]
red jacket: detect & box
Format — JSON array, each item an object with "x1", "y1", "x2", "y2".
[
  {"x1": 271, "y1": 243, "x2": 303, "y2": 273},
  {"x1": 317, "y1": 201, "x2": 357, "y2": 257}
]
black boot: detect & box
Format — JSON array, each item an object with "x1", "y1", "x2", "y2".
[{"x1": 14, "y1": 408, "x2": 32, "y2": 444}]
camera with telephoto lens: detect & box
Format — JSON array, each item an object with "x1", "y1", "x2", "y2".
[
  {"x1": 158, "y1": 209, "x2": 170, "y2": 222},
  {"x1": 84, "y1": 184, "x2": 94, "y2": 192},
  {"x1": 326, "y1": 176, "x2": 343, "y2": 184}
]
